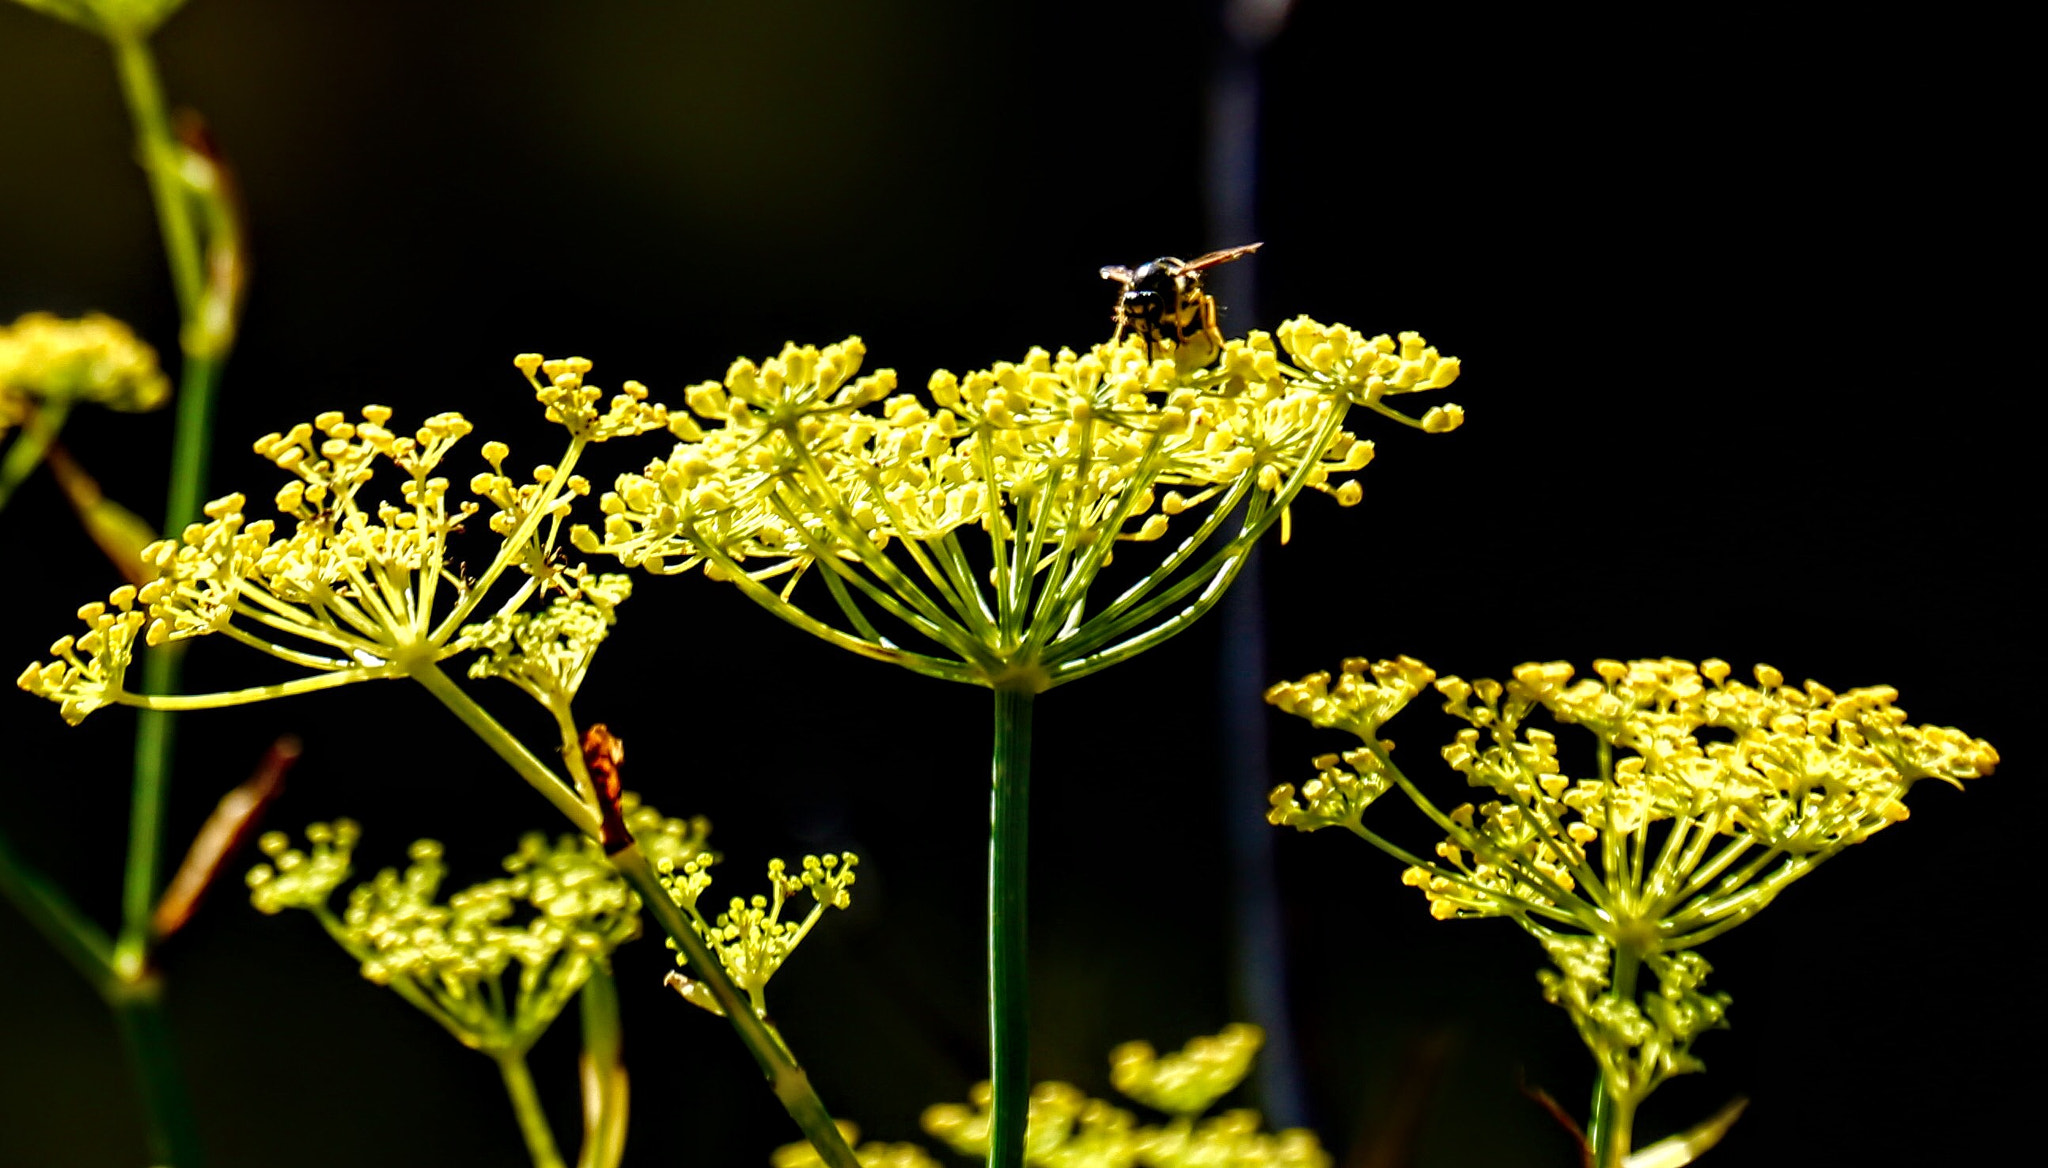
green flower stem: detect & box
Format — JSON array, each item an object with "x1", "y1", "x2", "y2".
[
  {"x1": 1588, "y1": 945, "x2": 1643, "y2": 1168},
  {"x1": 0, "y1": 822, "x2": 115, "y2": 991},
  {"x1": 576, "y1": 963, "x2": 628, "y2": 1168},
  {"x1": 407, "y1": 663, "x2": 859, "y2": 1168},
  {"x1": 100, "y1": 26, "x2": 232, "y2": 1168},
  {"x1": 121, "y1": 663, "x2": 401, "y2": 713},
  {"x1": 0, "y1": 397, "x2": 75, "y2": 513},
  {"x1": 496, "y1": 1048, "x2": 569, "y2": 1168},
  {"x1": 110, "y1": 33, "x2": 204, "y2": 316},
  {"x1": 606, "y1": 846, "x2": 861, "y2": 1168},
  {"x1": 408, "y1": 660, "x2": 601, "y2": 838},
  {"x1": 989, "y1": 684, "x2": 1034, "y2": 1168},
  {"x1": 110, "y1": 973, "x2": 204, "y2": 1168}
]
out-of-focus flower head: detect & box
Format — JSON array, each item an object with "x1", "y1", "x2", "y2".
[
  {"x1": 1, "y1": 312, "x2": 169, "y2": 438},
  {"x1": 919, "y1": 1024, "x2": 1328, "y2": 1168}
]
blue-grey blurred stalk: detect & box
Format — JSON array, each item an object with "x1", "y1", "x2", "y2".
[{"x1": 1207, "y1": 0, "x2": 1306, "y2": 1131}]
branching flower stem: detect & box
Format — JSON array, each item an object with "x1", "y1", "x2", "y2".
[
  {"x1": 406, "y1": 660, "x2": 862, "y2": 1168},
  {"x1": 576, "y1": 965, "x2": 629, "y2": 1168}
]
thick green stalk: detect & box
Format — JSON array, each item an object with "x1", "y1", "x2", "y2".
[
  {"x1": 496, "y1": 1049, "x2": 568, "y2": 1168},
  {"x1": 111, "y1": 975, "x2": 204, "y2": 1168},
  {"x1": 989, "y1": 685, "x2": 1034, "y2": 1168},
  {"x1": 576, "y1": 963, "x2": 628, "y2": 1168},
  {"x1": 1587, "y1": 945, "x2": 1643, "y2": 1168}
]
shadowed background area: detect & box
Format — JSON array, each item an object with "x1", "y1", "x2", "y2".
[{"x1": 0, "y1": 3, "x2": 2026, "y2": 1166}]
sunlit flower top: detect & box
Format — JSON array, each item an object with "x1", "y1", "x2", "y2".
[
  {"x1": 17, "y1": 358, "x2": 666, "y2": 726},
  {"x1": 577, "y1": 321, "x2": 1460, "y2": 691},
  {"x1": 1267, "y1": 656, "x2": 1996, "y2": 930}
]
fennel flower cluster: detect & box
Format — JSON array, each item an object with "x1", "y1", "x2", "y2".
[
  {"x1": 17, "y1": 358, "x2": 666, "y2": 726},
  {"x1": 658, "y1": 851, "x2": 860, "y2": 1019},
  {"x1": 771, "y1": 1024, "x2": 1322, "y2": 1168},
  {"x1": 1266, "y1": 655, "x2": 1997, "y2": 1117},
  {"x1": 576, "y1": 322, "x2": 1460, "y2": 690},
  {"x1": 1, "y1": 310, "x2": 169, "y2": 437},
  {"x1": 247, "y1": 799, "x2": 707, "y2": 1055},
  {"x1": 888, "y1": 1024, "x2": 1322, "y2": 1168}
]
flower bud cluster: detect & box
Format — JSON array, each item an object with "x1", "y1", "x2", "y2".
[
  {"x1": 462, "y1": 574, "x2": 632, "y2": 706},
  {"x1": 1263, "y1": 657, "x2": 1435, "y2": 831},
  {"x1": 658, "y1": 851, "x2": 859, "y2": 1016},
  {"x1": 1535, "y1": 935, "x2": 1729, "y2": 1108},
  {"x1": 512, "y1": 353, "x2": 672, "y2": 442},
  {"x1": 1108, "y1": 1021, "x2": 1263, "y2": 1116}
]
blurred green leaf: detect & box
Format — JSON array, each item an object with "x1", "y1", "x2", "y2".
[{"x1": 1625, "y1": 1098, "x2": 1748, "y2": 1168}]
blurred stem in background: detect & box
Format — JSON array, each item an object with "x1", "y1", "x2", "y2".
[
  {"x1": 1207, "y1": 0, "x2": 1307, "y2": 1131},
  {"x1": 0, "y1": 3, "x2": 244, "y2": 1165},
  {"x1": 113, "y1": 16, "x2": 241, "y2": 1167}
]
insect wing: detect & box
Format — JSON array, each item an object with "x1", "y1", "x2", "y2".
[{"x1": 1177, "y1": 242, "x2": 1263, "y2": 273}]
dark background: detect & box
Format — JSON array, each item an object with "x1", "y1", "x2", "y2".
[{"x1": 0, "y1": 3, "x2": 2028, "y2": 1166}]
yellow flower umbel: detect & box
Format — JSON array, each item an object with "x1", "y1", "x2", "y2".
[
  {"x1": 246, "y1": 800, "x2": 706, "y2": 1168},
  {"x1": 18, "y1": 360, "x2": 877, "y2": 1168},
  {"x1": 0, "y1": 311, "x2": 169, "y2": 431},
  {"x1": 579, "y1": 323, "x2": 1457, "y2": 691},
  {"x1": 16, "y1": 363, "x2": 664, "y2": 819},
  {"x1": 657, "y1": 851, "x2": 858, "y2": 1022},
  {"x1": 912, "y1": 1023, "x2": 1327, "y2": 1168},
  {"x1": 1266, "y1": 656, "x2": 1997, "y2": 1167},
  {"x1": 575, "y1": 321, "x2": 1459, "y2": 1168},
  {"x1": 246, "y1": 816, "x2": 686, "y2": 1054},
  {"x1": 0, "y1": 311, "x2": 170, "y2": 512}
]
